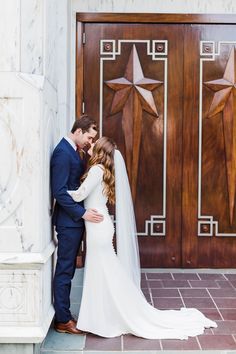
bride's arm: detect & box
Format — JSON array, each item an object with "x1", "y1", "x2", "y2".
[{"x1": 68, "y1": 165, "x2": 103, "y2": 202}]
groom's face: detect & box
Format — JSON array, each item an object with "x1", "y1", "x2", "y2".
[{"x1": 75, "y1": 127, "x2": 97, "y2": 149}]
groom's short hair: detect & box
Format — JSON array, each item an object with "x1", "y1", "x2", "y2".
[{"x1": 71, "y1": 115, "x2": 97, "y2": 134}]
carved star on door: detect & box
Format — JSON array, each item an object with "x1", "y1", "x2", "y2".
[
  {"x1": 204, "y1": 46, "x2": 236, "y2": 225},
  {"x1": 105, "y1": 44, "x2": 163, "y2": 201}
]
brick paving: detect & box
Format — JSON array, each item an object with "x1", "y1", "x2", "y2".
[{"x1": 41, "y1": 269, "x2": 236, "y2": 353}]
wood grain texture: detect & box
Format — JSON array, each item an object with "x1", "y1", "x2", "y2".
[
  {"x1": 76, "y1": 22, "x2": 84, "y2": 118},
  {"x1": 183, "y1": 25, "x2": 236, "y2": 268},
  {"x1": 79, "y1": 23, "x2": 184, "y2": 267},
  {"x1": 77, "y1": 13, "x2": 236, "y2": 24},
  {"x1": 76, "y1": 20, "x2": 236, "y2": 268}
]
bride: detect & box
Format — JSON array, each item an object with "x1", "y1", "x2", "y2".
[{"x1": 67, "y1": 136, "x2": 217, "y2": 339}]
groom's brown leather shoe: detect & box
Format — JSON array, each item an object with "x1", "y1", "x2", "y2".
[{"x1": 54, "y1": 320, "x2": 84, "y2": 335}]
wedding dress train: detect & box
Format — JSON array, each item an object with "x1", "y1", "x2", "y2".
[{"x1": 68, "y1": 165, "x2": 217, "y2": 339}]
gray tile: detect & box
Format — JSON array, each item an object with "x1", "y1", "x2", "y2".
[
  {"x1": 41, "y1": 352, "x2": 82, "y2": 354},
  {"x1": 70, "y1": 286, "x2": 83, "y2": 303},
  {"x1": 42, "y1": 328, "x2": 85, "y2": 350},
  {"x1": 0, "y1": 344, "x2": 34, "y2": 354},
  {"x1": 70, "y1": 302, "x2": 81, "y2": 319},
  {"x1": 84, "y1": 352, "x2": 159, "y2": 354},
  {"x1": 72, "y1": 269, "x2": 84, "y2": 286}
]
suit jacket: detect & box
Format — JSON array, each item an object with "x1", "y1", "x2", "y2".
[{"x1": 50, "y1": 138, "x2": 86, "y2": 227}]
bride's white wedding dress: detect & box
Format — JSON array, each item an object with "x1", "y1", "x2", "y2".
[{"x1": 68, "y1": 164, "x2": 217, "y2": 339}]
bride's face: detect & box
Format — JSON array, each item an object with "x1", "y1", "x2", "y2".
[{"x1": 87, "y1": 142, "x2": 95, "y2": 156}]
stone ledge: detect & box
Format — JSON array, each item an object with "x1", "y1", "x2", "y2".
[{"x1": 0, "y1": 241, "x2": 55, "y2": 267}]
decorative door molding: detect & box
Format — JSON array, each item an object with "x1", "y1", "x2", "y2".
[
  {"x1": 198, "y1": 41, "x2": 236, "y2": 237},
  {"x1": 100, "y1": 39, "x2": 168, "y2": 236}
]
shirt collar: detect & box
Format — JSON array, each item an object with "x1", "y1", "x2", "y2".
[{"x1": 64, "y1": 136, "x2": 77, "y2": 151}]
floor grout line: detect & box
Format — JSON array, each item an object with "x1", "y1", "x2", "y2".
[
  {"x1": 206, "y1": 287, "x2": 225, "y2": 321},
  {"x1": 121, "y1": 334, "x2": 124, "y2": 351},
  {"x1": 232, "y1": 334, "x2": 236, "y2": 344},
  {"x1": 178, "y1": 287, "x2": 186, "y2": 307},
  {"x1": 196, "y1": 335, "x2": 202, "y2": 350},
  {"x1": 159, "y1": 339, "x2": 163, "y2": 350}
]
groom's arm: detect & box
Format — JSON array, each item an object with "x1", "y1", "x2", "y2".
[{"x1": 50, "y1": 149, "x2": 86, "y2": 221}]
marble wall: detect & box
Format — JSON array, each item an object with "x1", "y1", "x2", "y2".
[
  {"x1": 0, "y1": 0, "x2": 66, "y2": 344},
  {"x1": 72, "y1": 0, "x2": 236, "y2": 13}
]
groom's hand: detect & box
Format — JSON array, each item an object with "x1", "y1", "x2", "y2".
[{"x1": 82, "y1": 209, "x2": 104, "y2": 223}]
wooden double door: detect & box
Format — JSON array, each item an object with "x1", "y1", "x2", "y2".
[{"x1": 76, "y1": 20, "x2": 236, "y2": 268}]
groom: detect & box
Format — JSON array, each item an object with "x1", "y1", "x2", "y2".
[{"x1": 50, "y1": 115, "x2": 103, "y2": 334}]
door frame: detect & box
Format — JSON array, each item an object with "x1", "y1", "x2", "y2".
[{"x1": 75, "y1": 13, "x2": 236, "y2": 267}]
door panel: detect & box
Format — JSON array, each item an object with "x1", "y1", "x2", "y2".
[
  {"x1": 183, "y1": 25, "x2": 236, "y2": 267},
  {"x1": 82, "y1": 24, "x2": 184, "y2": 267},
  {"x1": 78, "y1": 22, "x2": 236, "y2": 268}
]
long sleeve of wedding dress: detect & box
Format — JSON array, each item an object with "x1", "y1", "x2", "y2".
[
  {"x1": 67, "y1": 165, "x2": 103, "y2": 202},
  {"x1": 68, "y1": 164, "x2": 217, "y2": 340}
]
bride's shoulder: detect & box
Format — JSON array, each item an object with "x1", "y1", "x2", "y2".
[{"x1": 89, "y1": 164, "x2": 104, "y2": 177}]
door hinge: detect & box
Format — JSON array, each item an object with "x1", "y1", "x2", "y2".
[
  {"x1": 82, "y1": 32, "x2": 86, "y2": 45},
  {"x1": 82, "y1": 101, "x2": 85, "y2": 114}
]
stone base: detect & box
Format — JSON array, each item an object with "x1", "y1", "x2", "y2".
[
  {"x1": 0, "y1": 305, "x2": 54, "y2": 344},
  {"x1": 0, "y1": 343, "x2": 41, "y2": 354}
]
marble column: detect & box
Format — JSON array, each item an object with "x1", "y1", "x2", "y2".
[{"x1": 0, "y1": 0, "x2": 69, "y2": 349}]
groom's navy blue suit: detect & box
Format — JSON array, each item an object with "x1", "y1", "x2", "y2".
[{"x1": 51, "y1": 138, "x2": 86, "y2": 323}]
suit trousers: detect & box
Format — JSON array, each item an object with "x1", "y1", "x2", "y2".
[{"x1": 53, "y1": 226, "x2": 84, "y2": 323}]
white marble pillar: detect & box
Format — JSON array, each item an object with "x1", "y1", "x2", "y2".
[{"x1": 0, "y1": 0, "x2": 69, "y2": 347}]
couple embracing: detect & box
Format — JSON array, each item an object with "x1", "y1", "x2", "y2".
[{"x1": 50, "y1": 115, "x2": 217, "y2": 339}]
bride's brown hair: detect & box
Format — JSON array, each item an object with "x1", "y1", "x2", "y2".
[{"x1": 82, "y1": 137, "x2": 117, "y2": 204}]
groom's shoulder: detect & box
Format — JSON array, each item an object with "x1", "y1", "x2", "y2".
[{"x1": 51, "y1": 139, "x2": 70, "y2": 159}]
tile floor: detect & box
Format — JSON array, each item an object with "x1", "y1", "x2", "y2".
[{"x1": 41, "y1": 269, "x2": 236, "y2": 354}]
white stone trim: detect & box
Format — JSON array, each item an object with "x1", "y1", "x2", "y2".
[
  {"x1": 0, "y1": 240, "x2": 55, "y2": 266},
  {"x1": 198, "y1": 41, "x2": 236, "y2": 237}
]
